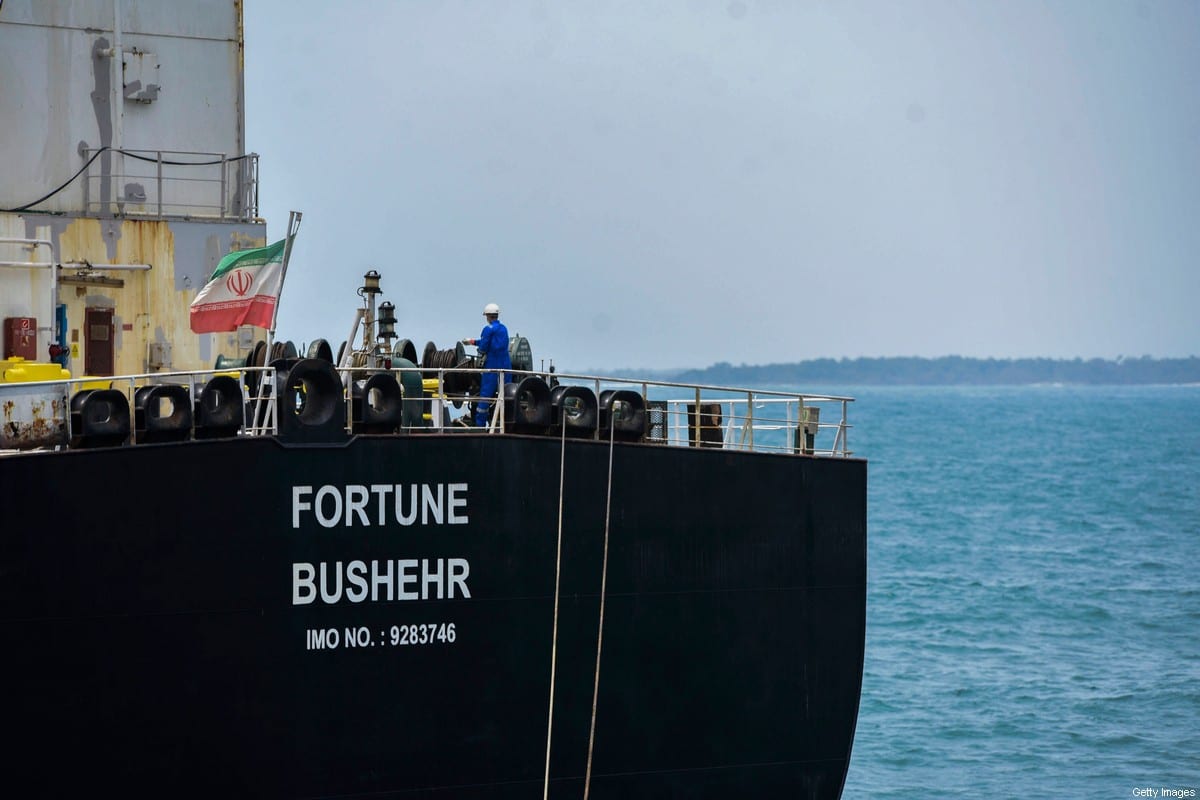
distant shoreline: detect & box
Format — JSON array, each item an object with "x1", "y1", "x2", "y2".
[{"x1": 646, "y1": 356, "x2": 1200, "y2": 386}]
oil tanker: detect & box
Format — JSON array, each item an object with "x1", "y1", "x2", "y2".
[{"x1": 0, "y1": 3, "x2": 865, "y2": 797}]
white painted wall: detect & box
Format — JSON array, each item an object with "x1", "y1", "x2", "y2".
[{"x1": 0, "y1": 0, "x2": 244, "y2": 215}]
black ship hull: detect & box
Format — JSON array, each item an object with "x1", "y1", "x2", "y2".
[{"x1": 1, "y1": 433, "x2": 865, "y2": 798}]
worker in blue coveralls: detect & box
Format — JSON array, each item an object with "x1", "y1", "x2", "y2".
[{"x1": 463, "y1": 302, "x2": 512, "y2": 427}]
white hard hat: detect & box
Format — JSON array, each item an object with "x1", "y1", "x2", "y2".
[{"x1": 483, "y1": 302, "x2": 500, "y2": 316}]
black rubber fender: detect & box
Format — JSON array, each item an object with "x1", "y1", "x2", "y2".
[
  {"x1": 503, "y1": 376, "x2": 552, "y2": 432},
  {"x1": 275, "y1": 358, "x2": 347, "y2": 442},
  {"x1": 550, "y1": 385, "x2": 598, "y2": 437},
  {"x1": 599, "y1": 389, "x2": 646, "y2": 441},
  {"x1": 69, "y1": 389, "x2": 131, "y2": 448},
  {"x1": 134, "y1": 384, "x2": 193, "y2": 443},
  {"x1": 195, "y1": 375, "x2": 245, "y2": 438},
  {"x1": 307, "y1": 338, "x2": 334, "y2": 363},
  {"x1": 351, "y1": 372, "x2": 403, "y2": 434}
]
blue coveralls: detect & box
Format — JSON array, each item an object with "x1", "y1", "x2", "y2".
[{"x1": 475, "y1": 318, "x2": 512, "y2": 427}]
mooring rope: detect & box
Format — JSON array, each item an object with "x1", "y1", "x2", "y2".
[
  {"x1": 422, "y1": 345, "x2": 460, "y2": 369},
  {"x1": 582, "y1": 423, "x2": 617, "y2": 800},
  {"x1": 542, "y1": 421, "x2": 569, "y2": 800}
]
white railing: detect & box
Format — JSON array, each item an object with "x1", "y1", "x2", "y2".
[
  {"x1": 0, "y1": 365, "x2": 853, "y2": 457},
  {"x1": 492, "y1": 369, "x2": 852, "y2": 457},
  {"x1": 79, "y1": 147, "x2": 259, "y2": 220}
]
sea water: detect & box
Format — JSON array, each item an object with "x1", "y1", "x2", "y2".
[{"x1": 832, "y1": 385, "x2": 1200, "y2": 797}]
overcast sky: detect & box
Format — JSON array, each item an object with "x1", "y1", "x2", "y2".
[{"x1": 244, "y1": 1, "x2": 1199, "y2": 371}]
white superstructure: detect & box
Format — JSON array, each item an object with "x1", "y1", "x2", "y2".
[{"x1": 1, "y1": 0, "x2": 266, "y2": 375}]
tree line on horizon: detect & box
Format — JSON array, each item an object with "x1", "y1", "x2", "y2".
[{"x1": 670, "y1": 355, "x2": 1200, "y2": 386}]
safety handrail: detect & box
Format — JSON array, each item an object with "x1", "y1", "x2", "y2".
[
  {"x1": 79, "y1": 146, "x2": 258, "y2": 220},
  {"x1": 366, "y1": 365, "x2": 854, "y2": 457},
  {"x1": 1, "y1": 364, "x2": 853, "y2": 457}
]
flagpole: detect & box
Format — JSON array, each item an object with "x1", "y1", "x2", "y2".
[
  {"x1": 268, "y1": 210, "x2": 303, "y2": 344},
  {"x1": 258, "y1": 210, "x2": 300, "y2": 434}
]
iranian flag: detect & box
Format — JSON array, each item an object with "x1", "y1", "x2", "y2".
[{"x1": 189, "y1": 238, "x2": 288, "y2": 333}]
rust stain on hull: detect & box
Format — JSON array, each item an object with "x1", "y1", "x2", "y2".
[{"x1": 2, "y1": 395, "x2": 66, "y2": 449}]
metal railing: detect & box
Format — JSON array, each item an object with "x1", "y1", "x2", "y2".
[
  {"x1": 80, "y1": 147, "x2": 259, "y2": 220},
  {"x1": 454, "y1": 368, "x2": 854, "y2": 457},
  {"x1": 0, "y1": 365, "x2": 853, "y2": 457}
]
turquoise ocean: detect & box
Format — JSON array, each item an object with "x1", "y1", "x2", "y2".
[{"x1": 827, "y1": 385, "x2": 1200, "y2": 797}]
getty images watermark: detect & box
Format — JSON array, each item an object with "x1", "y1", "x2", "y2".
[{"x1": 1131, "y1": 789, "x2": 1196, "y2": 798}]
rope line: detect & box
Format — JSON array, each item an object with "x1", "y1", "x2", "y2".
[
  {"x1": 583, "y1": 423, "x2": 617, "y2": 799},
  {"x1": 2, "y1": 147, "x2": 107, "y2": 212},
  {"x1": 421, "y1": 346, "x2": 461, "y2": 369},
  {"x1": 541, "y1": 422, "x2": 569, "y2": 799}
]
